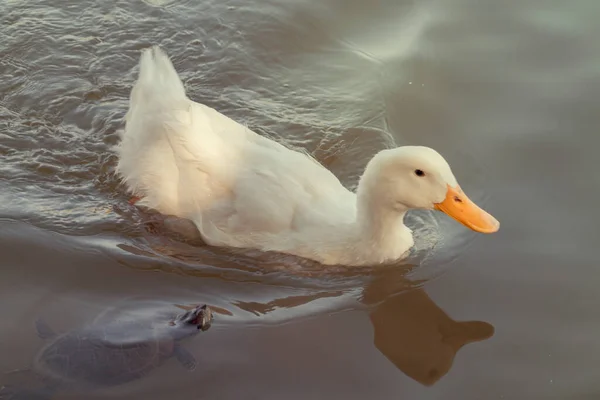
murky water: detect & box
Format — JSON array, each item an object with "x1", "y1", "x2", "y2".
[{"x1": 1, "y1": 0, "x2": 599, "y2": 398}]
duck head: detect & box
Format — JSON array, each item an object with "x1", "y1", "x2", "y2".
[{"x1": 358, "y1": 146, "x2": 499, "y2": 233}]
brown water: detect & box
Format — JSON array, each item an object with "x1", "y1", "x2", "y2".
[{"x1": 1, "y1": 0, "x2": 598, "y2": 399}]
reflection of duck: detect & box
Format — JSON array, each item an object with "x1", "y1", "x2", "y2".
[
  {"x1": 116, "y1": 46, "x2": 499, "y2": 267},
  {"x1": 368, "y1": 288, "x2": 494, "y2": 386}
]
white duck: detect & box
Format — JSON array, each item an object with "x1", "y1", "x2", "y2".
[{"x1": 116, "y1": 46, "x2": 499, "y2": 267}]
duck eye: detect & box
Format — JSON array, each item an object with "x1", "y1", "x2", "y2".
[{"x1": 414, "y1": 169, "x2": 425, "y2": 177}]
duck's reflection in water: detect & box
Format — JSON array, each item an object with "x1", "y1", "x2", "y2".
[
  {"x1": 360, "y1": 268, "x2": 494, "y2": 385},
  {"x1": 366, "y1": 286, "x2": 494, "y2": 385}
]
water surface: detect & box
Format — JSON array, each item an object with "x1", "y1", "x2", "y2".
[{"x1": 1, "y1": 0, "x2": 599, "y2": 399}]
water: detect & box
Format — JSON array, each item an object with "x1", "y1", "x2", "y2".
[{"x1": 1, "y1": 0, "x2": 598, "y2": 398}]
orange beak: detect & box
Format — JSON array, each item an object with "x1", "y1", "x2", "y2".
[{"x1": 434, "y1": 185, "x2": 500, "y2": 233}]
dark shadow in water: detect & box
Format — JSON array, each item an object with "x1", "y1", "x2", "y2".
[
  {"x1": 369, "y1": 290, "x2": 494, "y2": 386},
  {"x1": 363, "y1": 272, "x2": 495, "y2": 386}
]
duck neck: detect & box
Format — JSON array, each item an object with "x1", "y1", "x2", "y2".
[{"x1": 355, "y1": 182, "x2": 414, "y2": 261}]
